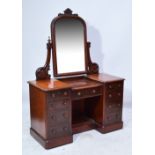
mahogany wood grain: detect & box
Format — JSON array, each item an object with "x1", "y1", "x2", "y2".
[
  {"x1": 87, "y1": 73, "x2": 125, "y2": 83},
  {"x1": 29, "y1": 73, "x2": 124, "y2": 149},
  {"x1": 28, "y1": 8, "x2": 125, "y2": 149},
  {"x1": 60, "y1": 77, "x2": 102, "y2": 89},
  {"x1": 29, "y1": 85, "x2": 47, "y2": 138},
  {"x1": 28, "y1": 79, "x2": 71, "y2": 91}
]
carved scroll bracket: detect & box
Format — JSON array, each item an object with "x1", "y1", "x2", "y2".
[
  {"x1": 36, "y1": 37, "x2": 52, "y2": 80},
  {"x1": 87, "y1": 42, "x2": 99, "y2": 74}
]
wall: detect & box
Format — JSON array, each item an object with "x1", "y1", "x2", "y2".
[{"x1": 23, "y1": 0, "x2": 132, "y2": 107}]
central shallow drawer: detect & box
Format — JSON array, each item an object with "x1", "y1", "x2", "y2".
[{"x1": 72, "y1": 86, "x2": 103, "y2": 100}]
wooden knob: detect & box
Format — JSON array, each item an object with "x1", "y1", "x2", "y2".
[
  {"x1": 77, "y1": 92, "x2": 81, "y2": 96},
  {"x1": 64, "y1": 91, "x2": 68, "y2": 96},
  {"x1": 118, "y1": 93, "x2": 121, "y2": 96},
  {"x1": 92, "y1": 89, "x2": 96, "y2": 93},
  {"x1": 109, "y1": 85, "x2": 112, "y2": 89},
  {"x1": 52, "y1": 93, "x2": 55, "y2": 98},
  {"x1": 109, "y1": 105, "x2": 112, "y2": 108},
  {"x1": 108, "y1": 94, "x2": 112, "y2": 98},
  {"x1": 63, "y1": 101, "x2": 67, "y2": 105}
]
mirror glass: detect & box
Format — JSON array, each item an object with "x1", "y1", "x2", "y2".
[{"x1": 55, "y1": 18, "x2": 86, "y2": 75}]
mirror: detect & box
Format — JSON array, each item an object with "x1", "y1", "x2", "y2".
[
  {"x1": 55, "y1": 19, "x2": 85, "y2": 75},
  {"x1": 35, "y1": 9, "x2": 99, "y2": 81},
  {"x1": 52, "y1": 14, "x2": 87, "y2": 77}
]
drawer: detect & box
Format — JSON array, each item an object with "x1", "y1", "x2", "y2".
[
  {"x1": 47, "y1": 124, "x2": 71, "y2": 139},
  {"x1": 47, "y1": 110, "x2": 71, "y2": 126},
  {"x1": 72, "y1": 89, "x2": 86, "y2": 99},
  {"x1": 106, "y1": 81, "x2": 123, "y2": 92},
  {"x1": 48, "y1": 99, "x2": 71, "y2": 110},
  {"x1": 72, "y1": 86, "x2": 102, "y2": 99},
  {"x1": 49, "y1": 89, "x2": 70, "y2": 100},
  {"x1": 106, "y1": 103, "x2": 122, "y2": 113},
  {"x1": 86, "y1": 87, "x2": 102, "y2": 96},
  {"x1": 105, "y1": 112, "x2": 122, "y2": 124},
  {"x1": 106, "y1": 90, "x2": 123, "y2": 103}
]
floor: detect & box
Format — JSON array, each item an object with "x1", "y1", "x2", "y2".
[{"x1": 22, "y1": 102, "x2": 132, "y2": 155}]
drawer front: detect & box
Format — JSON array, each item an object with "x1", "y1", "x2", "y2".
[
  {"x1": 47, "y1": 110, "x2": 71, "y2": 126},
  {"x1": 105, "y1": 112, "x2": 122, "y2": 124},
  {"x1": 72, "y1": 86, "x2": 102, "y2": 99},
  {"x1": 72, "y1": 89, "x2": 86, "y2": 99},
  {"x1": 106, "y1": 90, "x2": 123, "y2": 104},
  {"x1": 106, "y1": 81, "x2": 123, "y2": 92},
  {"x1": 104, "y1": 81, "x2": 124, "y2": 125},
  {"x1": 106, "y1": 103, "x2": 122, "y2": 113},
  {"x1": 46, "y1": 90, "x2": 72, "y2": 139},
  {"x1": 47, "y1": 124, "x2": 71, "y2": 139},
  {"x1": 48, "y1": 99, "x2": 70, "y2": 110},
  {"x1": 86, "y1": 87, "x2": 102, "y2": 96},
  {"x1": 49, "y1": 89, "x2": 70, "y2": 100}
]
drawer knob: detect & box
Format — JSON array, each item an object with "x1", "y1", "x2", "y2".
[
  {"x1": 109, "y1": 85, "x2": 112, "y2": 89},
  {"x1": 108, "y1": 94, "x2": 112, "y2": 98},
  {"x1": 77, "y1": 92, "x2": 81, "y2": 96},
  {"x1": 118, "y1": 84, "x2": 121, "y2": 87},
  {"x1": 63, "y1": 101, "x2": 67, "y2": 105},
  {"x1": 64, "y1": 91, "x2": 68, "y2": 96},
  {"x1": 118, "y1": 93, "x2": 121, "y2": 96},
  {"x1": 118, "y1": 104, "x2": 121, "y2": 106},
  {"x1": 52, "y1": 93, "x2": 55, "y2": 98},
  {"x1": 92, "y1": 89, "x2": 96, "y2": 93},
  {"x1": 109, "y1": 105, "x2": 112, "y2": 108}
]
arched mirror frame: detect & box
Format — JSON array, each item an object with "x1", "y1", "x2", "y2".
[
  {"x1": 51, "y1": 9, "x2": 87, "y2": 77},
  {"x1": 35, "y1": 8, "x2": 99, "y2": 80}
]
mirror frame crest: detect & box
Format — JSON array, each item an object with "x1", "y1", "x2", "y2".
[{"x1": 35, "y1": 8, "x2": 99, "y2": 80}]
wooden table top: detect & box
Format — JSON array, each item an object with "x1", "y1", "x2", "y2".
[
  {"x1": 28, "y1": 73, "x2": 124, "y2": 91},
  {"x1": 28, "y1": 79, "x2": 71, "y2": 91},
  {"x1": 87, "y1": 73, "x2": 125, "y2": 83}
]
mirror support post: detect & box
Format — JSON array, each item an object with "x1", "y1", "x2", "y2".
[
  {"x1": 87, "y1": 42, "x2": 99, "y2": 74},
  {"x1": 35, "y1": 38, "x2": 52, "y2": 80}
]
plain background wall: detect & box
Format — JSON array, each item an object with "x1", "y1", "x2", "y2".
[{"x1": 23, "y1": 0, "x2": 132, "y2": 107}]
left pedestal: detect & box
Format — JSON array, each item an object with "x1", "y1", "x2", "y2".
[{"x1": 28, "y1": 80, "x2": 73, "y2": 149}]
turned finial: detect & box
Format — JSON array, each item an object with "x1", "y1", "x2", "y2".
[{"x1": 48, "y1": 36, "x2": 51, "y2": 43}]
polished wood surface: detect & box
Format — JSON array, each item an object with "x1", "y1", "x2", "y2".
[
  {"x1": 88, "y1": 73, "x2": 124, "y2": 82},
  {"x1": 35, "y1": 38, "x2": 52, "y2": 80},
  {"x1": 28, "y1": 79, "x2": 71, "y2": 91},
  {"x1": 60, "y1": 77, "x2": 102, "y2": 89},
  {"x1": 28, "y1": 8, "x2": 124, "y2": 149},
  {"x1": 29, "y1": 85, "x2": 47, "y2": 138},
  {"x1": 29, "y1": 73, "x2": 124, "y2": 149}
]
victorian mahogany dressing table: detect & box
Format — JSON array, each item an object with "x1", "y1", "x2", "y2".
[{"x1": 28, "y1": 9, "x2": 124, "y2": 149}]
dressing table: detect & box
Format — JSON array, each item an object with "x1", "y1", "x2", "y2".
[{"x1": 28, "y1": 8, "x2": 124, "y2": 149}]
